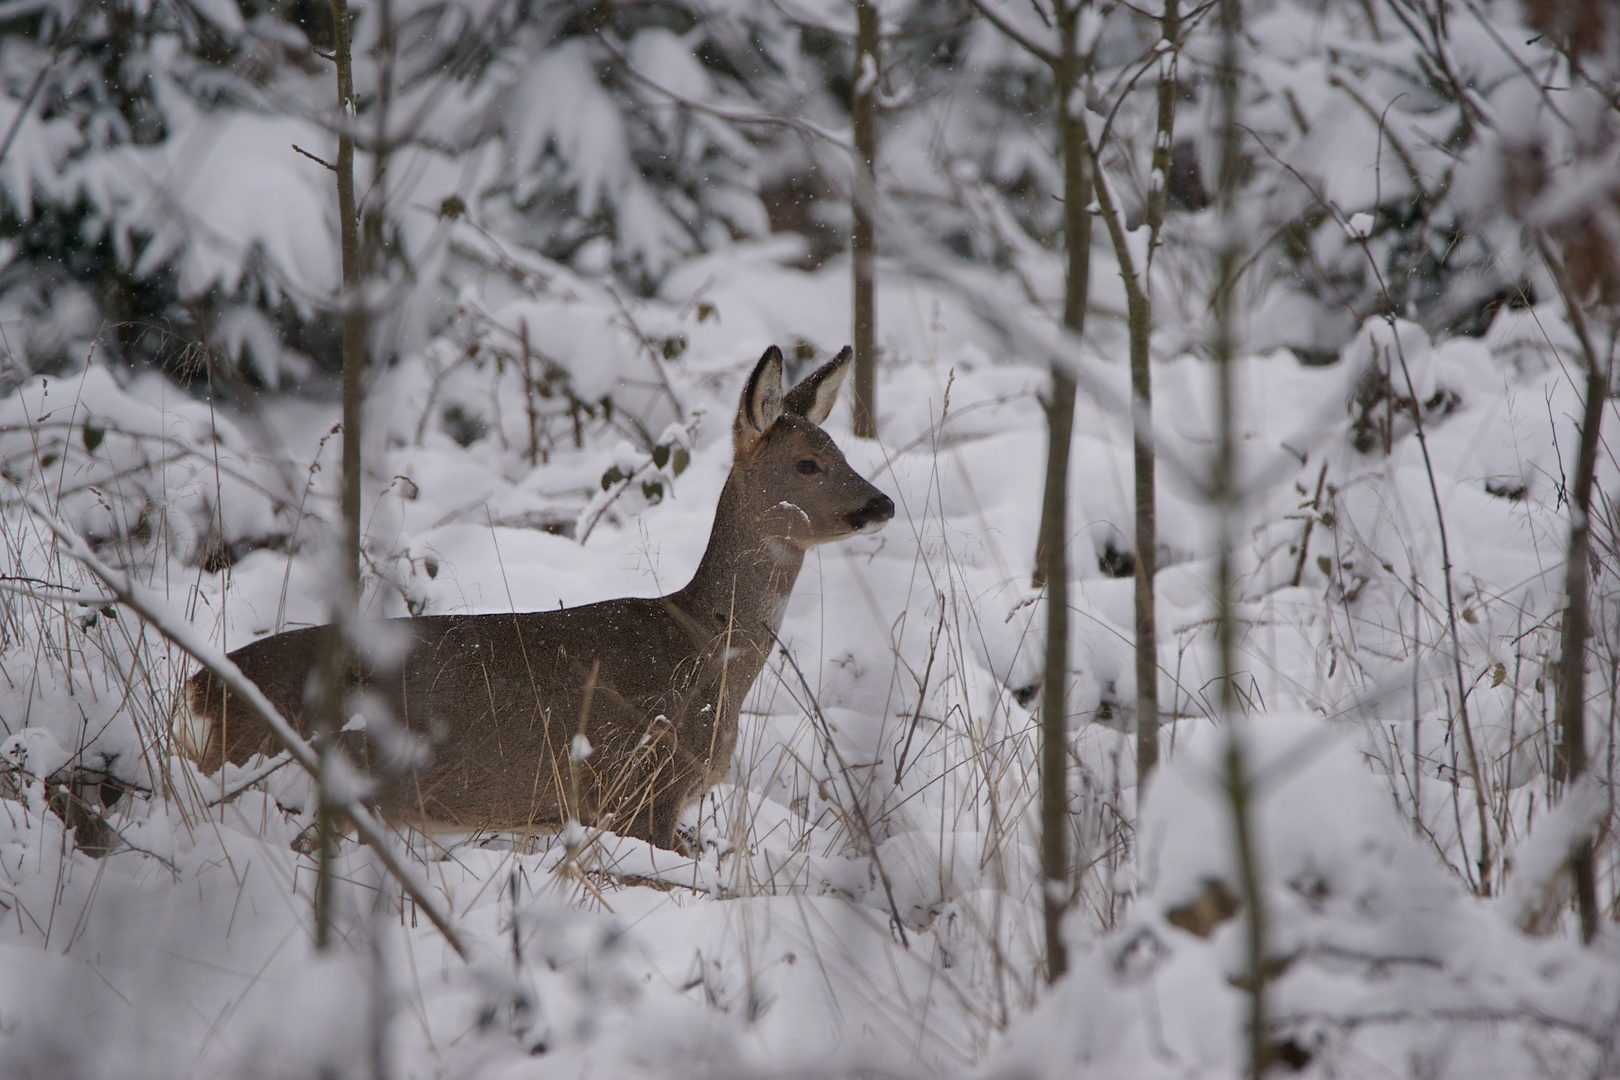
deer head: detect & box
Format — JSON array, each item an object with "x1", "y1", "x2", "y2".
[{"x1": 728, "y1": 345, "x2": 894, "y2": 549}]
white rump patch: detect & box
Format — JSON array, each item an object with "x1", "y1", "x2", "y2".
[{"x1": 172, "y1": 686, "x2": 213, "y2": 762}]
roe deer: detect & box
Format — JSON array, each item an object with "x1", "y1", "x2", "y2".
[{"x1": 181, "y1": 345, "x2": 893, "y2": 851}]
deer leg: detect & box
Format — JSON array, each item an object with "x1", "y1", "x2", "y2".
[{"x1": 649, "y1": 796, "x2": 690, "y2": 855}]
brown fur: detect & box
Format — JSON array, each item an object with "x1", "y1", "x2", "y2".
[{"x1": 183, "y1": 346, "x2": 892, "y2": 850}]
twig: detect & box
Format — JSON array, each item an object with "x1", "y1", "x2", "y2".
[
  {"x1": 204, "y1": 752, "x2": 296, "y2": 808},
  {"x1": 291, "y1": 144, "x2": 337, "y2": 171},
  {"x1": 0, "y1": 0, "x2": 86, "y2": 172},
  {"x1": 0, "y1": 575, "x2": 117, "y2": 606},
  {"x1": 893, "y1": 600, "x2": 946, "y2": 786},
  {"x1": 963, "y1": 0, "x2": 1057, "y2": 66},
  {"x1": 1290, "y1": 461, "x2": 1330, "y2": 588},
  {"x1": 1381, "y1": 309, "x2": 1492, "y2": 897},
  {"x1": 580, "y1": 10, "x2": 853, "y2": 151},
  {"x1": 603, "y1": 284, "x2": 686, "y2": 422}
]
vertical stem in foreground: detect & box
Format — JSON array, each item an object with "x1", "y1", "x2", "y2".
[
  {"x1": 1039, "y1": 362, "x2": 1076, "y2": 982},
  {"x1": 522, "y1": 320, "x2": 541, "y2": 466},
  {"x1": 1211, "y1": 0, "x2": 1265, "y2": 1072},
  {"x1": 368, "y1": 872, "x2": 395, "y2": 1080},
  {"x1": 1091, "y1": 161, "x2": 1159, "y2": 786},
  {"x1": 1132, "y1": 0, "x2": 1178, "y2": 789},
  {"x1": 1127, "y1": 255, "x2": 1160, "y2": 788},
  {"x1": 851, "y1": 0, "x2": 880, "y2": 439},
  {"x1": 1031, "y1": 30, "x2": 1091, "y2": 591},
  {"x1": 315, "y1": 0, "x2": 367, "y2": 951},
  {"x1": 1543, "y1": 242, "x2": 1610, "y2": 944},
  {"x1": 332, "y1": 0, "x2": 363, "y2": 599},
  {"x1": 1085, "y1": 0, "x2": 1179, "y2": 793},
  {"x1": 1383, "y1": 328, "x2": 1492, "y2": 893},
  {"x1": 1036, "y1": 0, "x2": 1094, "y2": 984}
]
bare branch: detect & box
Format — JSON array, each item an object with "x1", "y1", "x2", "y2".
[
  {"x1": 965, "y1": 0, "x2": 1058, "y2": 67},
  {"x1": 587, "y1": 18, "x2": 854, "y2": 151},
  {"x1": 291, "y1": 143, "x2": 337, "y2": 171}
]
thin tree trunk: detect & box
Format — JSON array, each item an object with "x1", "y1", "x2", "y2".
[
  {"x1": 1039, "y1": 363, "x2": 1076, "y2": 983},
  {"x1": 1129, "y1": 285, "x2": 1159, "y2": 786},
  {"x1": 332, "y1": 0, "x2": 363, "y2": 614},
  {"x1": 1090, "y1": 161, "x2": 1160, "y2": 783},
  {"x1": 1211, "y1": 0, "x2": 1266, "y2": 1073},
  {"x1": 1144, "y1": 0, "x2": 1179, "y2": 256},
  {"x1": 963, "y1": 0, "x2": 1092, "y2": 986},
  {"x1": 1543, "y1": 240, "x2": 1609, "y2": 945},
  {"x1": 1132, "y1": 0, "x2": 1178, "y2": 788},
  {"x1": 1088, "y1": 33, "x2": 1176, "y2": 789},
  {"x1": 1031, "y1": 18, "x2": 1092, "y2": 589},
  {"x1": 851, "y1": 0, "x2": 879, "y2": 439},
  {"x1": 1036, "y1": 0, "x2": 1094, "y2": 985},
  {"x1": 315, "y1": 0, "x2": 366, "y2": 952}
]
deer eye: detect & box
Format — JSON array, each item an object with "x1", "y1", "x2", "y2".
[{"x1": 795, "y1": 458, "x2": 820, "y2": 475}]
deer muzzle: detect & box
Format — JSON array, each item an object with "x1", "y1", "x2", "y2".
[{"x1": 846, "y1": 493, "x2": 895, "y2": 534}]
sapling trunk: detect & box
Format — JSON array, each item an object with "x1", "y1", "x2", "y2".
[
  {"x1": 1210, "y1": 0, "x2": 1268, "y2": 1072},
  {"x1": 315, "y1": 0, "x2": 367, "y2": 952},
  {"x1": 1087, "y1": 0, "x2": 1178, "y2": 795},
  {"x1": 851, "y1": 0, "x2": 879, "y2": 439},
  {"x1": 1034, "y1": 0, "x2": 1095, "y2": 984},
  {"x1": 1127, "y1": 247, "x2": 1160, "y2": 785},
  {"x1": 1543, "y1": 240, "x2": 1609, "y2": 945},
  {"x1": 1091, "y1": 165, "x2": 1161, "y2": 785},
  {"x1": 1133, "y1": 0, "x2": 1177, "y2": 788},
  {"x1": 952, "y1": 0, "x2": 1098, "y2": 987},
  {"x1": 332, "y1": 0, "x2": 363, "y2": 629},
  {"x1": 1145, "y1": 0, "x2": 1179, "y2": 250},
  {"x1": 1088, "y1": 135, "x2": 1169, "y2": 788},
  {"x1": 1038, "y1": 362, "x2": 1076, "y2": 981},
  {"x1": 1030, "y1": 74, "x2": 1091, "y2": 592}
]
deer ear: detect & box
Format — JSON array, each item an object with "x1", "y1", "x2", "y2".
[
  {"x1": 734, "y1": 345, "x2": 785, "y2": 455},
  {"x1": 782, "y1": 346, "x2": 851, "y2": 426}
]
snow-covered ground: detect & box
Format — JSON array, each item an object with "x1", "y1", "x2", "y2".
[{"x1": 2, "y1": 231, "x2": 1618, "y2": 1078}]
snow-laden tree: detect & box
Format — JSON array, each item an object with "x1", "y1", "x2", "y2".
[
  {"x1": 0, "y1": 0, "x2": 798, "y2": 392},
  {"x1": 1167, "y1": 0, "x2": 1559, "y2": 360}
]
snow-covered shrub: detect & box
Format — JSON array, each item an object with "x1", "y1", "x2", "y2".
[
  {"x1": 0, "y1": 364, "x2": 293, "y2": 569},
  {"x1": 0, "y1": 0, "x2": 783, "y2": 388},
  {"x1": 990, "y1": 712, "x2": 1620, "y2": 1079}
]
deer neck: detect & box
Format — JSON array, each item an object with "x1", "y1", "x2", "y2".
[{"x1": 671, "y1": 471, "x2": 805, "y2": 646}]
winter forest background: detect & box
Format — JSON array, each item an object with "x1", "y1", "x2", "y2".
[{"x1": 0, "y1": 0, "x2": 1618, "y2": 1074}]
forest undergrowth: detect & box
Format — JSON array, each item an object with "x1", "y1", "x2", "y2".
[{"x1": 1, "y1": 232, "x2": 1617, "y2": 1077}]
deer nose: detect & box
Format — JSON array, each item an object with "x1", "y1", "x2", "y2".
[{"x1": 847, "y1": 493, "x2": 895, "y2": 533}]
